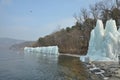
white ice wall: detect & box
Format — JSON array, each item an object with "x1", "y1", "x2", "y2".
[
  {"x1": 81, "y1": 19, "x2": 120, "y2": 61},
  {"x1": 24, "y1": 46, "x2": 59, "y2": 55}
]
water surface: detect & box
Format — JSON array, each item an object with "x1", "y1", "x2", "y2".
[{"x1": 0, "y1": 48, "x2": 88, "y2": 80}]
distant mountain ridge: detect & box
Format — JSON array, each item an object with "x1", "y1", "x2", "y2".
[
  {"x1": 10, "y1": 41, "x2": 35, "y2": 51},
  {"x1": 0, "y1": 37, "x2": 25, "y2": 49}
]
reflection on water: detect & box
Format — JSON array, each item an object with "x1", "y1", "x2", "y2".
[
  {"x1": 0, "y1": 50, "x2": 88, "y2": 80},
  {"x1": 58, "y1": 55, "x2": 88, "y2": 80},
  {"x1": 25, "y1": 52, "x2": 58, "y2": 63}
]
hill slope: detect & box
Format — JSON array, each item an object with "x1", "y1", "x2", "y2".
[
  {"x1": 10, "y1": 41, "x2": 35, "y2": 51},
  {"x1": 0, "y1": 37, "x2": 25, "y2": 49}
]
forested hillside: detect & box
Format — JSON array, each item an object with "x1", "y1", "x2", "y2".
[{"x1": 33, "y1": 0, "x2": 120, "y2": 54}]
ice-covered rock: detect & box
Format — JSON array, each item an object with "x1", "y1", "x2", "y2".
[
  {"x1": 81, "y1": 19, "x2": 120, "y2": 62},
  {"x1": 24, "y1": 46, "x2": 59, "y2": 55}
]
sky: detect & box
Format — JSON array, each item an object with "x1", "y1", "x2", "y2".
[{"x1": 0, "y1": 0, "x2": 100, "y2": 41}]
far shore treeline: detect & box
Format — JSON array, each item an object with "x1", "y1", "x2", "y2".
[{"x1": 32, "y1": 0, "x2": 120, "y2": 54}]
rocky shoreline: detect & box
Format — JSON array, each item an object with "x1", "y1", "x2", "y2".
[{"x1": 83, "y1": 61, "x2": 120, "y2": 80}]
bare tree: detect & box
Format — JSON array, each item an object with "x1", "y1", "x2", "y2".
[
  {"x1": 90, "y1": 3, "x2": 99, "y2": 20},
  {"x1": 116, "y1": 0, "x2": 120, "y2": 8},
  {"x1": 73, "y1": 13, "x2": 84, "y2": 24},
  {"x1": 80, "y1": 8, "x2": 89, "y2": 21},
  {"x1": 97, "y1": 0, "x2": 115, "y2": 10},
  {"x1": 73, "y1": 13, "x2": 80, "y2": 23},
  {"x1": 73, "y1": 8, "x2": 89, "y2": 24}
]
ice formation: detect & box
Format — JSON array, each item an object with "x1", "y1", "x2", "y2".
[
  {"x1": 24, "y1": 46, "x2": 59, "y2": 55},
  {"x1": 81, "y1": 19, "x2": 120, "y2": 61}
]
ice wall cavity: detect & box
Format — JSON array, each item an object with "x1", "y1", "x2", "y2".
[{"x1": 87, "y1": 19, "x2": 120, "y2": 61}]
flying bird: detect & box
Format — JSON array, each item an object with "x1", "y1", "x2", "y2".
[{"x1": 30, "y1": 10, "x2": 32, "y2": 13}]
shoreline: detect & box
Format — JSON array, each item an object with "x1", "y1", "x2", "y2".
[
  {"x1": 59, "y1": 53, "x2": 80, "y2": 57},
  {"x1": 59, "y1": 54, "x2": 120, "y2": 80},
  {"x1": 83, "y1": 61, "x2": 120, "y2": 80}
]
